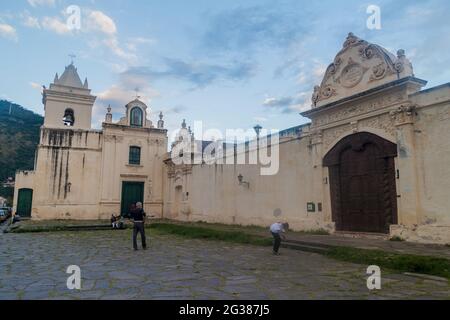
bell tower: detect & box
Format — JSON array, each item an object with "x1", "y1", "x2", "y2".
[{"x1": 42, "y1": 62, "x2": 96, "y2": 130}]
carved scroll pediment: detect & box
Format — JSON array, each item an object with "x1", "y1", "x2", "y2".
[{"x1": 311, "y1": 33, "x2": 414, "y2": 108}]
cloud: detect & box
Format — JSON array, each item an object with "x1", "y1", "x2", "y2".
[
  {"x1": 312, "y1": 61, "x2": 327, "y2": 80},
  {"x1": 0, "y1": 93, "x2": 12, "y2": 101},
  {"x1": 21, "y1": 12, "x2": 41, "y2": 29},
  {"x1": 29, "y1": 82, "x2": 42, "y2": 90},
  {"x1": 97, "y1": 85, "x2": 139, "y2": 108},
  {"x1": 27, "y1": 0, "x2": 55, "y2": 7},
  {"x1": 263, "y1": 96, "x2": 294, "y2": 108},
  {"x1": 163, "y1": 105, "x2": 187, "y2": 114},
  {"x1": 20, "y1": 7, "x2": 142, "y2": 65},
  {"x1": 86, "y1": 10, "x2": 117, "y2": 35},
  {"x1": 41, "y1": 16, "x2": 71, "y2": 35},
  {"x1": 0, "y1": 23, "x2": 18, "y2": 42},
  {"x1": 268, "y1": 55, "x2": 326, "y2": 114},
  {"x1": 122, "y1": 58, "x2": 255, "y2": 87},
  {"x1": 126, "y1": 37, "x2": 155, "y2": 52},
  {"x1": 23, "y1": 9, "x2": 118, "y2": 36},
  {"x1": 83, "y1": 10, "x2": 141, "y2": 63},
  {"x1": 95, "y1": 69, "x2": 160, "y2": 112},
  {"x1": 103, "y1": 37, "x2": 137, "y2": 63},
  {"x1": 254, "y1": 116, "x2": 268, "y2": 123},
  {"x1": 262, "y1": 91, "x2": 311, "y2": 114},
  {"x1": 202, "y1": 5, "x2": 311, "y2": 53},
  {"x1": 34, "y1": 9, "x2": 137, "y2": 64}
]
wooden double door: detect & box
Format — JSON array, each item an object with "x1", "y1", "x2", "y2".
[
  {"x1": 324, "y1": 133, "x2": 398, "y2": 234},
  {"x1": 120, "y1": 182, "x2": 144, "y2": 217},
  {"x1": 17, "y1": 189, "x2": 33, "y2": 218}
]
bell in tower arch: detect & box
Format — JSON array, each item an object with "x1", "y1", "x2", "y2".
[{"x1": 63, "y1": 108, "x2": 75, "y2": 127}]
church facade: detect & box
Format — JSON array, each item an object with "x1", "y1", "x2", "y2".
[
  {"x1": 13, "y1": 34, "x2": 450, "y2": 244},
  {"x1": 13, "y1": 63, "x2": 168, "y2": 220}
]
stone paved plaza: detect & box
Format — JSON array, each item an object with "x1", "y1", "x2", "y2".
[{"x1": 0, "y1": 230, "x2": 448, "y2": 300}]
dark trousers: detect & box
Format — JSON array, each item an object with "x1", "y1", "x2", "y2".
[
  {"x1": 272, "y1": 232, "x2": 281, "y2": 253},
  {"x1": 133, "y1": 222, "x2": 147, "y2": 249}
]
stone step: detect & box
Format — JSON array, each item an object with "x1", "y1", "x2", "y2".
[
  {"x1": 283, "y1": 239, "x2": 333, "y2": 249},
  {"x1": 281, "y1": 241, "x2": 330, "y2": 254},
  {"x1": 65, "y1": 225, "x2": 118, "y2": 231},
  {"x1": 334, "y1": 231, "x2": 389, "y2": 240}
]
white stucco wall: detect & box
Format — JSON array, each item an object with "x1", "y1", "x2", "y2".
[{"x1": 164, "y1": 137, "x2": 334, "y2": 232}]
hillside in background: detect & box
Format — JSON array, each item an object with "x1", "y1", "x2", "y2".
[{"x1": 0, "y1": 100, "x2": 43, "y2": 200}]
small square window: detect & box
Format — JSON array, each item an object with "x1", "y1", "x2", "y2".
[{"x1": 129, "y1": 146, "x2": 141, "y2": 165}]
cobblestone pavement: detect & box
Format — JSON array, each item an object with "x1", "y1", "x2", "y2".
[{"x1": 0, "y1": 231, "x2": 448, "y2": 300}]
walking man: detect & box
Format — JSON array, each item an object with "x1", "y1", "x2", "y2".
[
  {"x1": 131, "y1": 202, "x2": 147, "y2": 251},
  {"x1": 270, "y1": 222, "x2": 289, "y2": 255}
]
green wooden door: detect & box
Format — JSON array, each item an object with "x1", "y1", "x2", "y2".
[
  {"x1": 121, "y1": 182, "x2": 144, "y2": 217},
  {"x1": 17, "y1": 189, "x2": 33, "y2": 218}
]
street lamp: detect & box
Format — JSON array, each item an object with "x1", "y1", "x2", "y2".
[
  {"x1": 253, "y1": 124, "x2": 262, "y2": 137},
  {"x1": 238, "y1": 174, "x2": 250, "y2": 188}
]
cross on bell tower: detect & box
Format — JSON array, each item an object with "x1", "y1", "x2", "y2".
[
  {"x1": 69, "y1": 54, "x2": 76, "y2": 64},
  {"x1": 134, "y1": 87, "x2": 141, "y2": 100}
]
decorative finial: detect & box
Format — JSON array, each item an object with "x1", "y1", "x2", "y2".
[
  {"x1": 182, "y1": 119, "x2": 187, "y2": 129},
  {"x1": 83, "y1": 78, "x2": 89, "y2": 89},
  {"x1": 397, "y1": 49, "x2": 406, "y2": 59},
  {"x1": 105, "y1": 104, "x2": 113, "y2": 123},
  {"x1": 312, "y1": 85, "x2": 320, "y2": 107},
  {"x1": 54, "y1": 73, "x2": 59, "y2": 83},
  {"x1": 157, "y1": 111, "x2": 164, "y2": 129},
  {"x1": 343, "y1": 32, "x2": 359, "y2": 49}
]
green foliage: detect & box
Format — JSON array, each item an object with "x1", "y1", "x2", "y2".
[
  {"x1": 149, "y1": 223, "x2": 273, "y2": 246},
  {"x1": 301, "y1": 229, "x2": 330, "y2": 235},
  {"x1": 326, "y1": 246, "x2": 450, "y2": 280},
  {"x1": 11, "y1": 225, "x2": 68, "y2": 233},
  {"x1": 0, "y1": 185, "x2": 13, "y2": 206},
  {"x1": 0, "y1": 100, "x2": 43, "y2": 197}
]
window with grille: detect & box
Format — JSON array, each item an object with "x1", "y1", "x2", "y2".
[
  {"x1": 129, "y1": 146, "x2": 141, "y2": 165},
  {"x1": 130, "y1": 107, "x2": 143, "y2": 127}
]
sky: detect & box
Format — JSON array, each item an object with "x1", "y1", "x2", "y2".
[{"x1": 0, "y1": 0, "x2": 449, "y2": 139}]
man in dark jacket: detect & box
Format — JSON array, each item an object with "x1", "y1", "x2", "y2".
[{"x1": 131, "y1": 202, "x2": 147, "y2": 250}]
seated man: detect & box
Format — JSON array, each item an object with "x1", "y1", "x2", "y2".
[
  {"x1": 117, "y1": 216, "x2": 125, "y2": 230},
  {"x1": 111, "y1": 214, "x2": 117, "y2": 229}
]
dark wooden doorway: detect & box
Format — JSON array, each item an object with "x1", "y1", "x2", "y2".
[
  {"x1": 17, "y1": 188, "x2": 33, "y2": 218},
  {"x1": 323, "y1": 132, "x2": 398, "y2": 234},
  {"x1": 120, "y1": 182, "x2": 144, "y2": 217}
]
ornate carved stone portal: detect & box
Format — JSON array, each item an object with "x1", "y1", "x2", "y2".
[{"x1": 311, "y1": 33, "x2": 414, "y2": 108}]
